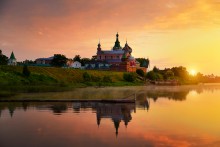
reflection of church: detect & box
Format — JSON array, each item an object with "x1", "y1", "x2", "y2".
[
  {"x1": 72, "y1": 102, "x2": 136, "y2": 137},
  {"x1": 0, "y1": 102, "x2": 136, "y2": 137},
  {"x1": 96, "y1": 103, "x2": 135, "y2": 137}
]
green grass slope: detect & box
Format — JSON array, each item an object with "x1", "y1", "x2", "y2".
[{"x1": 0, "y1": 65, "x2": 124, "y2": 85}]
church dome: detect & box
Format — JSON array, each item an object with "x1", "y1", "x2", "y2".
[
  {"x1": 123, "y1": 41, "x2": 132, "y2": 54},
  {"x1": 113, "y1": 32, "x2": 122, "y2": 50}
]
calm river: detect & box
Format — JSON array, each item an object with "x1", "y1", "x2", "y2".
[{"x1": 0, "y1": 84, "x2": 220, "y2": 147}]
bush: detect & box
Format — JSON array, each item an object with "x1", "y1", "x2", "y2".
[
  {"x1": 23, "y1": 65, "x2": 31, "y2": 77},
  {"x1": 123, "y1": 72, "x2": 137, "y2": 82},
  {"x1": 136, "y1": 69, "x2": 145, "y2": 77},
  {"x1": 164, "y1": 70, "x2": 174, "y2": 80},
  {"x1": 83, "y1": 72, "x2": 91, "y2": 81},
  {"x1": 91, "y1": 75, "x2": 101, "y2": 82},
  {"x1": 146, "y1": 71, "x2": 163, "y2": 81},
  {"x1": 102, "y1": 75, "x2": 112, "y2": 83}
]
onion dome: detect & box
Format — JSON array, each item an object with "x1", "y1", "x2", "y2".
[
  {"x1": 97, "y1": 41, "x2": 101, "y2": 51},
  {"x1": 123, "y1": 41, "x2": 132, "y2": 54},
  {"x1": 113, "y1": 32, "x2": 122, "y2": 50}
]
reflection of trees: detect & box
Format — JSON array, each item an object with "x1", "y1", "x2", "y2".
[
  {"x1": 22, "y1": 102, "x2": 29, "y2": 111},
  {"x1": 8, "y1": 105, "x2": 15, "y2": 117},
  {"x1": 147, "y1": 91, "x2": 189, "y2": 101},
  {"x1": 0, "y1": 102, "x2": 32, "y2": 118},
  {"x1": 136, "y1": 90, "x2": 190, "y2": 104},
  {"x1": 50, "y1": 103, "x2": 68, "y2": 114}
]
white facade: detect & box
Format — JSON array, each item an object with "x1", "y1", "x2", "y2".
[
  {"x1": 71, "y1": 61, "x2": 81, "y2": 68},
  {"x1": 8, "y1": 52, "x2": 17, "y2": 66},
  {"x1": 8, "y1": 59, "x2": 17, "y2": 66}
]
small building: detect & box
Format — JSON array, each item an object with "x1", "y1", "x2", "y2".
[
  {"x1": 8, "y1": 51, "x2": 17, "y2": 66},
  {"x1": 70, "y1": 61, "x2": 82, "y2": 69}
]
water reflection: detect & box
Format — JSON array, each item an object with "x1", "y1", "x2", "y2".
[
  {"x1": 137, "y1": 90, "x2": 189, "y2": 102},
  {"x1": 0, "y1": 84, "x2": 218, "y2": 118},
  {"x1": 0, "y1": 86, "x2": 210, "y2": 120},
  {"x1": 1, "y1": 85, "x2": 220, "y2": 147},
  {"x1": 96, "y1": 103, "x2": 135, "y2": 137},
  {"x1": 0, "y1": 102, "x2": 137, "y2": 137}
]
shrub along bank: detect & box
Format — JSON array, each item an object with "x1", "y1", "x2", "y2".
[{"x1": 0, "y1": 65, "x2": 143, "y2": 95}]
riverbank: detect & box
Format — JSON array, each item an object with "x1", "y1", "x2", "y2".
[{"x1": 0, "y1": 65, "x2": 144, "y2": 97}]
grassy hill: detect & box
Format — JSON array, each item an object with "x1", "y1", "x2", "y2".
[
  {"x1": 0, "y1": 65, "x2": 141, "y2": 96},
  {"x1": 0, "y1": 65, "x2": 126, "y2": 84}
]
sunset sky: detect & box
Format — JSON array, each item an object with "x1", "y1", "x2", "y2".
[{"x1": 1, "y1": 0, "x2": 220, "y2": 75}]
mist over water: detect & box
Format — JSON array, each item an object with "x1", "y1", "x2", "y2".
[{"x1": 1, "y1": 84, "x2": 220, "y2": 147}]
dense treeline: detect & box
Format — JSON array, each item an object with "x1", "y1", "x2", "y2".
[
  {"x1": 145, "y1": 66, "x2": 220, "y2": 84},
  {"x1": 0, "y1": 50, "x2": 8, "y2": 65}
]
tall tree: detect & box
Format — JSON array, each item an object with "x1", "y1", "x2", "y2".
[
  {"x1": 81, "y1": 58, "x2": 91, "y2": 66},
  {"x1": 136, "y1": 58, "x2": 150, "y2": 68},
  {"x1": 51, "y1": 54, "x2": 67, "y2": 67},
  {"x1": 73, "y1": 55, "x2": 81, "y2": 62},
  {"x1": 0, "y1": 50, "x2": 8, "y2": 65},
  {"x1": 23, "y1": 65, "x2": 31, "y2": 77}
]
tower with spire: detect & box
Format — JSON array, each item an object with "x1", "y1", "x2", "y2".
[
  {"x1": 97, "y1": 40, "x2": 102, "y2": 52},
  {"x1": 113, "y1": 32, "x2": 122, "y2": 50},
  {"x1": 8, "y1": 51, "x2": 17, "y2": 66}
]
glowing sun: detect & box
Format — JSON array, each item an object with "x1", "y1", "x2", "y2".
[{"x1": 189, "y1": 69, "x2": 197, "y2": 76}]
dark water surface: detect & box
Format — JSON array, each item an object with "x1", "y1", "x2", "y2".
[{"x1": 0, "y1": 85, "x2": 220, "y2": 147}]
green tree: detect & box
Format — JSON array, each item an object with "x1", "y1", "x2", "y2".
[
  {"x1": 23, "y1": 65, "x2": 31, "y2": 77},
  {"x1": 0, "y1": 50, "x2": 8, "y2": 65},
  {"x1": 136, "y1": 58, "x2": 150, "y2": 68},
  {"x1": 83, "y1": 72, "x2": 91, "y2": 81},
  {"x1": 23, "y1": 60, "x2": 35, "y2": 65},
  {"x1": 81, "y1": 58, "x2": 91, "y2": 66},
  {"x1": 156, "y1": 73, "x2": 164, "y2": 80},
  {"x1": 73, "y1": 55, "x2": 81, "y2": 62},
  {"x1": 91, "y1": 55, "x2": 96, "y2": 61},
  {"x1": 51, "y1": 54, "x2": 67, "y2": 67},
  {"x1": 146, "y1": 71, "x2": 157, "y2": 80},
  {"x1": 164, "y1": 70, "x2": 174, "y2": 80},
  {"x1": 123, "y1": 72, "x2": 137, "y2": 82},
  {"x1": 146, "y1": 71, "x2": 163, "y2": 81},
  {"x1": 153, "y1": 66, "x2": 160, "y2": 73},
  {"x1": 171, "y1": 66, "x2": 189, "y2": 80},
  {"x1": 136, "y1": 69, "x2": 145, "y2": 77}
]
